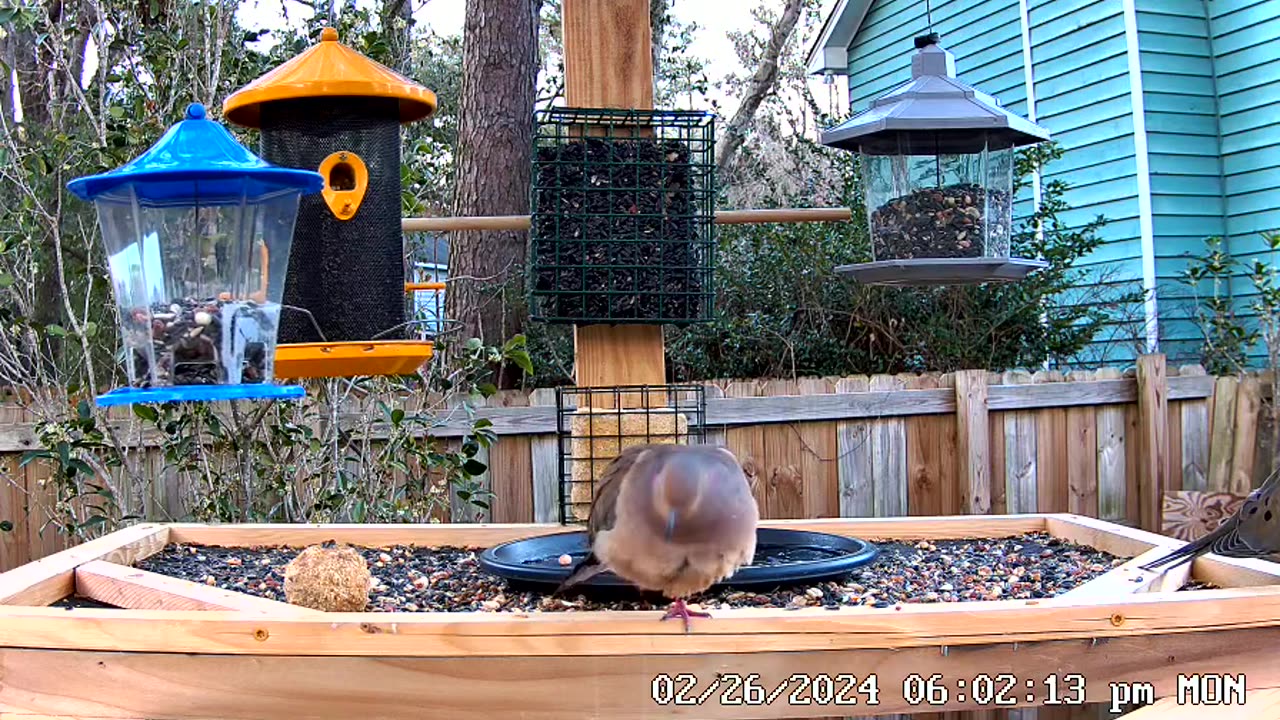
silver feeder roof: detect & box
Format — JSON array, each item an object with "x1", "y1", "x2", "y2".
[{"x1": 821, "y1": 34, "x2": 1051, "y2": 155}]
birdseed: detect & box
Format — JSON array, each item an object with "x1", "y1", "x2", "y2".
[
  {"x1": 122, "y1": 296, "x2": 278, "y2": 386},
  {"x1": 870, "y1": 183, "x2": 1012, "y2": 261},
  {"x1": 43, "y1": 532, "x2": 1222, "y2": 613}
]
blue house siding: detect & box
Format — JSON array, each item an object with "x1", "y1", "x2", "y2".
[
  {"x1": 845, "y1": 0, "x2": 926, "y2": 112},
  {"x1": 1211, "y1": 0, "x2": 1280, "y2": 355},
  {"x1": 1135, "y1": 2, "x2": 1227, "y2": 364},
  {"x1": 1028, "y1": 0, "x2": 1145, "y2": 364}
]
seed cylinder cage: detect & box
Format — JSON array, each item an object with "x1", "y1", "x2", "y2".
[
  {"x1": 67, "y1": 103, "x2": 324, "y2": 407},
  {"x1": 222, "y1": 27, "x2": 442, "y2": 378},
  {"x1": 555, "y1": 385, "x2": 707, "y2": 524},
  {"x1": 530, "y1": 108, "x2": 716, "y2": 324},
  {"x1": 822, "y1": 34, "x2": 1052, "y2": 286}
]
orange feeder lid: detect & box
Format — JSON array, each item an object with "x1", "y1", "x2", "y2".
[{"x1": 222, "y1": 27, "x2": 438, "y2": 129}]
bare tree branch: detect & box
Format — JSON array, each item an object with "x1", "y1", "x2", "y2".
[{"x1": 714, "y1": 0, "x2": 804, "y2": 176}]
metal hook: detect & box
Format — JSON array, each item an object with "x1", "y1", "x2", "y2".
[{"x1": 941, "y1": 645, "x2": 949, "y2": 656}]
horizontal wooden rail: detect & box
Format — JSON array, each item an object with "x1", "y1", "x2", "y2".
[
  {"x1": 400, "y1": 207, "x2": 853, "y2": 233},
  {"x1": 74, "y1": 560, "x2": 318, "y2": 615},
  {"x1": 0, "y1": 374, "x2": 1217, "y2": 450}
]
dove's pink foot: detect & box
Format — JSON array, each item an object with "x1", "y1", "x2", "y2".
[{"x1": 660, "y1": 598, "x2": 712, "y2": 633}]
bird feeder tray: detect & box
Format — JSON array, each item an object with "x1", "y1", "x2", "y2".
[
  {"x1": 477, "y1": 528, "x2": 881, "y2": 593},
  {"x1": 67, "y1": 103, "x2": 324, "y2": 407},
  {"x1": 223, "y1": 28, "x2": 443, "y2": 380},
  {"x1": 836, "y1": 257, "x2": 1048, "y2": 286},
  {"x1": 529, "y1": 107, "x2": 717, "y2": 325},
  {"x1": 9, "y1": 514, "x2": 1280, "y2": 718},
  {"x1": 93, "y1": 384, "x2": 306, "y2": 408},
  {"x1": 820, "y1": 34, "x2": 1051, "y2": 283},
  {"x1": 272, "y1": 339, "x2": 436, "y2": 380}
]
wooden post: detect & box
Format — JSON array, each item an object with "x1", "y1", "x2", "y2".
[
  {"x1": 561, "y1": 0, "x2": 667, "y2": 406},
  {"x1": 1137, "y1": 354, "x2": 1170, "y2": 533},
  {"x1": 954, "y1": 370, "x2": 991, "y2": 515}
]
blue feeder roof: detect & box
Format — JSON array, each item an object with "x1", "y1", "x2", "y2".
[{"x1": 67, "y1": 103, "x2": 324, "y2": 205}]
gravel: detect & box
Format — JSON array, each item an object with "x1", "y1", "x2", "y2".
[{"x1": 48, "y1": 531, "x2": 1191, "y2": 613}]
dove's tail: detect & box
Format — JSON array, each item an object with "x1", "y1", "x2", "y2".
[
  {"x1": 1138, "y1": 537, "x2": 1213, "y2": 572},
  {"x1": 555, "y1": 551, "x2": 609, "y2": 595},
  {"x1": 1139, "y1": 521, "x2": 1261, "y2": 572}
]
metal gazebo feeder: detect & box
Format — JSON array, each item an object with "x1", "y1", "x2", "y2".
[
  {"x1": 823, "y1": 33, "x2": 1052, "y2": 286},
  {"x1": 68, "y1": 103, "x2": 324, "y2": 408},
  {"x1": 223, "y1": 27, "x2": 448, "y2": 380}
]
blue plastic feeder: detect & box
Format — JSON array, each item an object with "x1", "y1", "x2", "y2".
[{"x1": 68, "y1": 103, "x2": 325, "y2": 407}]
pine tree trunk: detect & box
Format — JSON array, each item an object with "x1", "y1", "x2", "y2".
[
  {"x1": 11, "y1": 3, "x2": 61, "y2": 340},
  {"x1": 446, "y1": 0, "x2": 541, "y2": 387}
]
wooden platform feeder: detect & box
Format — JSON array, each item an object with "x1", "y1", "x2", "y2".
[{"x1": 3, "y1": 513, "x2": 1280, "y2": 718}]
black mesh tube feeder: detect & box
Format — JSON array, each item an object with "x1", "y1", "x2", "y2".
[
  {"x1": 822, "y1": 33, "x2": 1052, "y2": 286},
  {"x1": 222, "y1": 27, "x2": 452, "y2": 378}
]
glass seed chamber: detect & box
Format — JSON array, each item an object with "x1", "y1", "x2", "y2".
[
  {"x1": 68, "y1": 103, "x2": 324, "y2": 406},
  {"x1": 860, "y1": 132, "x2": 1015, "y2": 262},
  {"x1": 823, "y1": 34, "x2": 1053, "y2": 285}
]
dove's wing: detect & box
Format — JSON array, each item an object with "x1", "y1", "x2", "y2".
[
  {"x1": 586, "y1": 444, "x2": 652, "y2": 543},
  {"x1": 1228, "y1": 468, "x2": 1280, "y2": 554},
  {"x1": 554, "y1": 444, "x2": 655, "y2": 594}
]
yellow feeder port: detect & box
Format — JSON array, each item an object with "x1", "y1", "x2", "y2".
[{"x1": 223, "y1": 28, "x2": 444, "y2": 380}]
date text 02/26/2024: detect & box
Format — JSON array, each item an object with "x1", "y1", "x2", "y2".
[{"x1": 650, "y1": 672, "x2": 1249, "y2": 712}]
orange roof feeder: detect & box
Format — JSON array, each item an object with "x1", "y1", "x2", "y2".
[{"x1": 222, "y1": 27, "x2": 447, "y2": 380}]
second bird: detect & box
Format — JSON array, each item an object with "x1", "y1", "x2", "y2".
[
  {"x1": 556, "y1": 443, "x2": 760, "y2": 632},
  {"x1": 1141, "y1": 468, "x2": 1280, "y2": 571}
]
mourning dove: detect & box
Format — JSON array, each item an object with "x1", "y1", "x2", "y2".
[
  {"x1": 556, "y1": 443, "x2": 760, "y2": 631},
  {"x1": 1141, "y1": 468, "x2": 1280, "y2": 571}
]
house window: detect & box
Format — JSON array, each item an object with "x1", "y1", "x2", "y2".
[{"x1": 412, "y1": 262, "x2": 446, "y2": 339}]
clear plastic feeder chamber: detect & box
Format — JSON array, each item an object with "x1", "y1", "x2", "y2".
[
  {"x1": 860, "y1": 133, "x2": 1015, "y2": 263},
  {"x1": 67, "y1": 103, "x2": 324, "y2": 406}
]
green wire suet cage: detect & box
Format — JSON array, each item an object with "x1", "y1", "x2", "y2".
[
  {"x1": 555, "y1": 383, "x2": 708, "y2": 525},
  {"x1": 528, "y1": 107, "x2": 716, "y2": 325}
]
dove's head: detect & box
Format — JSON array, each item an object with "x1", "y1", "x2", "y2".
[{"x1": 647, "y1": 445, "x2": 757, "y2": 543}]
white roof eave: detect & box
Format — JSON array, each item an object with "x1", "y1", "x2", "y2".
[{"x1": 805, "y1": 0, "x2": 875, "y2": 76}]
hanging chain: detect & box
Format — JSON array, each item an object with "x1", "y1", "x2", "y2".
[{"x1": 925, "y1": 0, "x2": 935, "y2": 32}]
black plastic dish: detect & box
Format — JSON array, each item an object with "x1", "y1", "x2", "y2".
[{"x1": 478, "y1": 528, "x2": 880, "y2": 591}]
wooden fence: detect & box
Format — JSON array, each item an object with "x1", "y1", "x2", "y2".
[{"x1": 0, "y1": 354, "x2": 1273, "y2": 575}]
